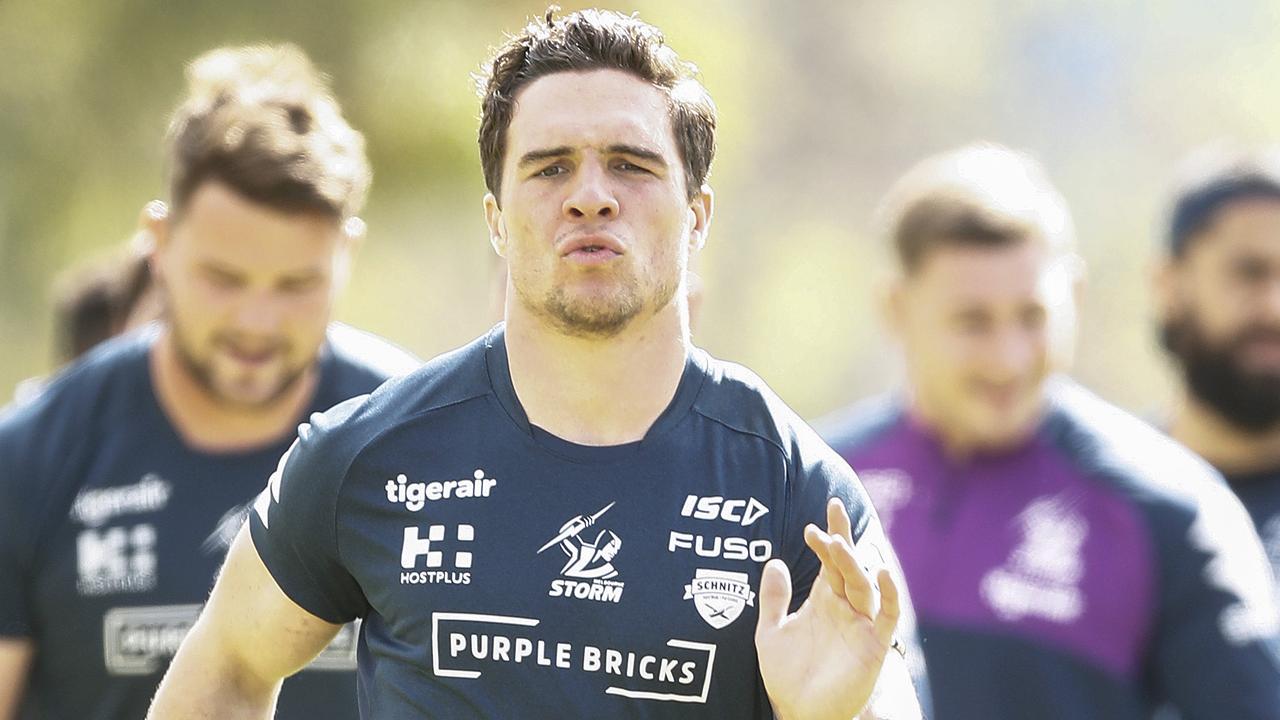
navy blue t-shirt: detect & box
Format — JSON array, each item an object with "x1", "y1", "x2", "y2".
[
  {"x1": 0, "y1": 323, "x2": 418, "y2": 720},
  {"x1": 250, "y1": 325, "x2": 924, "y2": 718},
  {"x1": 820, "y1": 380, "x2": 1280, "y2": 720}
]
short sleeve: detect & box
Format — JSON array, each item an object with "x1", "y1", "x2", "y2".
[
  {"x1": 249, "y1": 398, "x2": 371, "y2": 624},
  {"x1": 1149, "y1": 483, "x2": 1280, "y2": 719},
  {"x1": 0, "y1": 407, "x2": 40, "y2": 638}
]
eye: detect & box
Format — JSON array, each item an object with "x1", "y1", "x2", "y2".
[
  {"x1": 535, "y1": 164, "x2": 567, "y2": 178},
  {"x1": 279, "y1": 277, "x2": 321, "y2": 294},
  {"x1": 615, "y1": 161, "x2": 649, "y2": 174},
  {"x1": 203, "y1": 268, "x2": 244, "y2": 290}
]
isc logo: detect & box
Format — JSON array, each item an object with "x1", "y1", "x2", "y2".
[{"x1": 680, "y1": 495, "x2": 769, "y2": 526}]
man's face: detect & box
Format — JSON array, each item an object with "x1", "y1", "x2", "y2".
[
  {"x1": 892, "y1": 240, "x2": 1075, "y2": 451},
  {"x1": 1160, "y1": 198, "x2": 1280, "y2": 431},
  {"x1": 153, "y1": 181, "x2": 350, "y2": 408},
  {"x1": 484, "y1": 69, "x2": 710, "y2": 338}
]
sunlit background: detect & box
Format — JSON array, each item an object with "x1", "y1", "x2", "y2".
[{"x1": 4, "y1": 0, "x2": 1280, "y2": 420}]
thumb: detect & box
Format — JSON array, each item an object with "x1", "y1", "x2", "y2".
[{"x1": 756, "y1": 558, "x2": 792, "y2": 632}]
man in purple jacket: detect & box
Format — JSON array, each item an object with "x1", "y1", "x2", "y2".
[{"x1": 820, "y1": 143, "x2": 1280, "y2": 719}]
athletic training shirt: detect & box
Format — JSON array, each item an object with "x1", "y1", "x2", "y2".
[
  {"x1": 250, "y1": 325, "x2": 926, "y2": 718},
  {"x1": 0, "y1": 324, "x2": 418, "y2": 720},
  {"x1": 1225, "y1": 469, "x2": 1280, "y2": 609},
  {"x1": 821, "y1": 380, "x2": 1280, "y2": 720}
]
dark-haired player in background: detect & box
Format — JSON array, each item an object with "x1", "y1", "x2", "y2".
[
  {"x1": 150, "y1": 9, "x2": 925, "y2": 719},
  {"x1": 820, "y1": 144, "x2": 1280, "y2": 719},
  {"x1": 0, "y1": 44, "x2": 417, "y2": 719},
  {"x1": 1159, "y1": 147, "x2": 1280, "y2": 604}
]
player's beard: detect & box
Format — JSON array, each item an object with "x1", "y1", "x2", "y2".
[
  {"x1": 166, "y1": 312, "x2": 310, "y2": 411},
  {"x1": 1162, "y1": 310, "x2": 1280, "y2": 433},
  {"x1": 517, "y1": 269, "x2": 679, "y2": 340}
]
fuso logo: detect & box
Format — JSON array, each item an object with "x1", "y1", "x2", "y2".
[{"x1": 680, "y1": 495, "x2": 769, "y2": 526}]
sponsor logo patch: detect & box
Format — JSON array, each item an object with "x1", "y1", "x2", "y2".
[
  {"x1": 103, "y1": 605, "x2": 359, "y2": 675},
  {"x1": 684, "y1": 569, "x2": 756, "y2": 629},
  {"x1": 432, "y1": 612, "x2": 717, "y2": 703}
]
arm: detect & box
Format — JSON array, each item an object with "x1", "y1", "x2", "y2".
[
  {"x1": 0, "y1": 638, "x2": 32, "y2": 720},
  {"x1": 147, "y1": 527, "x2": 342, "y2": 719}
]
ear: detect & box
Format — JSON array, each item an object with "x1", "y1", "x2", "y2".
[
  {"x1": 484, "y1": 193, "x2": 508, "y2": 258},
  {"x1": 140, "y1": 200, "x2": 169, "y2": 283},
  {"x1": 881, "y1": 271, "x2": 907, "y2": 340},
  {"x1": 687, "y1": 184, "x2": 714, "y2": 253}
]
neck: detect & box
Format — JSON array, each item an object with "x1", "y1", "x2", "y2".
[
  {"x1": 1168, "y1": 394, "x2": 1280, "y2": 476},
  {"x1": 150, "y1": 328, "x2": 318, "y2": 453},
  {"x1": 504, "y1": 300, "x2": 690, "y2": 446},
  {"x1": 906, "y1": 391, "x2": 1044, "y2": 462}
]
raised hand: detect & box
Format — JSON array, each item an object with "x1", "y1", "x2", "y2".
[{"x1": 755, "y1": 498, "x2": 901, "y2": 720}]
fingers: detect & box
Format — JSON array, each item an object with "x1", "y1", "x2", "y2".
[
  {"x1": 873, "y1": 568, "x2": 901, "y2": 648},
  {"x1": 805, "y1": 522, "x2": 877, "y2": 617},
  {"x1": 755, "y1": 558, "x2": 792, "y2": 632},
  {"x1": 827, "y1": 497, "x2": 854, "y2": 545}
]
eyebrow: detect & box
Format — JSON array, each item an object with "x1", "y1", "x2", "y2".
[{"x1": 515, "y1": 144, "x2": 668, "y2": 169}]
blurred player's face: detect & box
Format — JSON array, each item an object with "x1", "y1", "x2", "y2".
[
  {"x1": 1160, "y1": 199, "x2": 1280, "y2": 431},
  {"x1": 485, "y1": 69, "x2": 711, "y2": 338},
  {"x1": 153, "y1": 181, "x2": 351, "y2": 408},
  {"x1": 890, "y1": 240, "x2": 1075, "y2": 452}
]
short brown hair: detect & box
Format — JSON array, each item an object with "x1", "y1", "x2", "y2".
[
  {"x1": 477, "y1": 8, "x2": 716, "y2": 202},
  {"x1": 165, "y1": 44, "x2": 370, "y2": 219},
  {"x1": 881, "y1": 144, "x2": 1073, "y2": 273}
]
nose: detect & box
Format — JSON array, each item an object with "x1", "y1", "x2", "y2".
[
  {"x1": 231, "y1": 289, "x2": 285, "y2": 335},
  {"x1": 988, "y1": 325, "x2": 1039, "y2": 381},
  {"x1": 562, "y1": 162, "x2": 619, "y2": 220}
]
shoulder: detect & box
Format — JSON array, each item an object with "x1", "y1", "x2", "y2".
[
  {"x1": 690, "y1": 350, "x2": 873, "y2": 525},
  {"x1": 0, "y1": 329, "x2": 150, "y2": 447},
  {"x1": 1041, "y1": 379, "x2": 1225, "y2": 517},
  {"x1": 691, "y1": 350, "x2": 829, "y2": 464},
  {"x1": 290, "y1": 330, "x2": 495, "y2": 476},
  {"x1": 318, "y1": 323, "x2": 421, "y2": 397},
  {"x1": 812, "y1": 394, "x2": 907, "y2": 459}
]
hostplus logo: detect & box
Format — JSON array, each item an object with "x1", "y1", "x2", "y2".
[
  {"x1": 539, "y1": 502, "x2": 625, "y2": 603},
  {"x1": 401, "y1": 524, "x2": 476, "y2": 586}
]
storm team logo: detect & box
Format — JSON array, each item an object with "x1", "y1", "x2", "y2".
[
  {"x1": 684, "y1": 569, "x2": 755, "y2": 629},
  {"x1": 540, "y1": 502, "x2": 625, "y2": 602}
]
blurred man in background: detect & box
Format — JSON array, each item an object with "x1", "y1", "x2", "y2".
[
  {"x1": 0, "y1": 44, "x2": 417, "y2": 719},
  {"x1": 820, "y1": 144, "x2": 1280, "y2": 719},
  {"x1": 1159, "y1": 147, "x2": 1280, "y2": 601}
]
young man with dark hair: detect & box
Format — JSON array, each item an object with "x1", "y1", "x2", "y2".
[
  {"x1": 149, "y1": 10, "x2": 924, "y2": 719},
  {"x1": 1159, "y1": 147, "x2": 1280, "y2": 601},
  {"x1": 0, "y1": 44, "x2": 417, "y2": 719},
  {"x1": 820, "y1": 144, "x2": 1280, "y2": 719}
]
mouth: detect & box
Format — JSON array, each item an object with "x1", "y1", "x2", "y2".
[
  {"x1": 221, "y1": 343, "x2": 283, "y2": 367},
  {"x1": 558, "y1": 233, "x2": 625, "y2": 260}
]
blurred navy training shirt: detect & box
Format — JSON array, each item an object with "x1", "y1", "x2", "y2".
[{"x1": 0, "y1": 323, "x2": 418, "y2": 720}]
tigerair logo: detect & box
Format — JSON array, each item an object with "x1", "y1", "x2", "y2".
[
  {"x1": 385, "y1": 469, "x2": 498, "y2": 511},
  {"x1": 539, "y1": 502, "x2": 625, "y2": 603}
]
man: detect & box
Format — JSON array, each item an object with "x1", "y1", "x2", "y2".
[
  {"x1": 0, "y1": 45, "x2": 418, "y2": 719},
  {"x1": 820, "y1": 144, "x2": 1280, "y2": 719},
  {"x1": 1160, "y1": 147, "x2": 1280, "y2": 599},
  {"x1": 149, "y1": 10, "x2": 924, "y2": 719}
]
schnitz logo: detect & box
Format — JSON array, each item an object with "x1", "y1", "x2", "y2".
[{"x1": 683, "y1": 569, "x2": 755, "y2": 629}]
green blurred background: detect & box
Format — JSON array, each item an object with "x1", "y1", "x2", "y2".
[{"x1": 4, "y1": 0, "x2": 1279, "y2": 419}]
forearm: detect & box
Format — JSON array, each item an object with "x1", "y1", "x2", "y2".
[
  {"x1": 0, "y1": 637, "x2": 33, "y2": 720},
  {"x1": 147, "y1": 618, "x2": 281, "y2": 720},
  {"x1": 771, "y1": 652, "x2": 922, "y2": 720}
]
